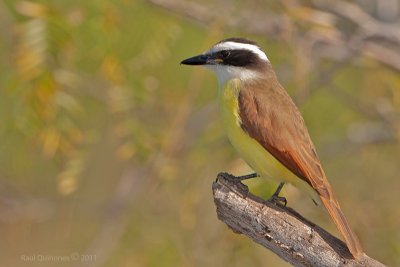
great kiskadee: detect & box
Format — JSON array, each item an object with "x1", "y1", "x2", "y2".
[{"x1": 181, "y1": 37, "x2": 363, "y2": 258}]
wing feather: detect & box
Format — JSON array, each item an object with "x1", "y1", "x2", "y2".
[{"x1": 238, "y1": 82, "x2": 329, "y2": 197}]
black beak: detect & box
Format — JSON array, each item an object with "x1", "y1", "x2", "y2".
[{"x1": 181, "y1": 54, "x2": 209, "y2": 65}]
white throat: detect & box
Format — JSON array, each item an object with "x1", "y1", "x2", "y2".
[{"x1": 206, "y1": 65, "x2": 260, "y2": 86}]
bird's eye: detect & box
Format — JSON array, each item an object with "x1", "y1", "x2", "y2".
[{"x1": 220, "y1": 50, "x2": 230, "y2": 58}]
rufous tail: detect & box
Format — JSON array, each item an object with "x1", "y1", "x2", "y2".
[{"x1": 319, "y1": 195, "x2": 363, "y2": 259}]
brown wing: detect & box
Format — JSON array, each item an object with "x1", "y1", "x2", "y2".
[
  {"x1": 238, "y1": 81, "x2": 330, "y2": 198},
  {"x1": 238, "y1": 79, "x2": 363, "y2": 258}
]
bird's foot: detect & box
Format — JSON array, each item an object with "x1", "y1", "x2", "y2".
[
  {"x1": 217, "y1": 172, "x2": 258, "y2": 182},
  {"x1": 236, "y1": 172, "x2": 259, "y2": 181},
  {"x1": 268, "y1": 182, "x2": 287, "y2": 206},
  {"x1": 217, "y1": 172, "x2": 259, "y2": 198}
]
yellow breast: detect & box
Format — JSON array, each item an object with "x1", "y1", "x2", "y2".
[{"x1": 218, "y1": 79, "x2": 302, "y2": 187}]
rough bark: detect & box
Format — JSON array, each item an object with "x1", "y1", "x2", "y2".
[{"x1": 212, "y1": 173, "x2": 386, "y2": 267}]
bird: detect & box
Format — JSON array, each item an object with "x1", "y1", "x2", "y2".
[{"x1": 181, "y1": 37, "x2": 363, "y2": 258}]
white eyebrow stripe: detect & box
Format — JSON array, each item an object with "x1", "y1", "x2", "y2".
[{"x1": 209, "y1": 41, "x2": 269, "y2": 61}]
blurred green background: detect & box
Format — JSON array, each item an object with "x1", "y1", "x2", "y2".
[{"x1": 0, "y1": 0, "x2": 399, "y2": 266}]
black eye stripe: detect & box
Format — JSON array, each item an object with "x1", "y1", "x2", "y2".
[
  {"x1": 220, "y1": 50, "x2": 230, "y2": 58},
  {"x1": 210, "y1": 49, "x2": 264, "y2": 68},
  {"x1": 221, "y1": 49, "x2": 259, "y2": 67}
]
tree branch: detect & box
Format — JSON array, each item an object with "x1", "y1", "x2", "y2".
[{"x1": 212, "y1": 173, "x2": 386, "y2": 266}]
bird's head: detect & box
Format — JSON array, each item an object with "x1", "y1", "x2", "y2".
[{"x1": 181, "y1": 37, "x2": 270, "y2": 84}]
